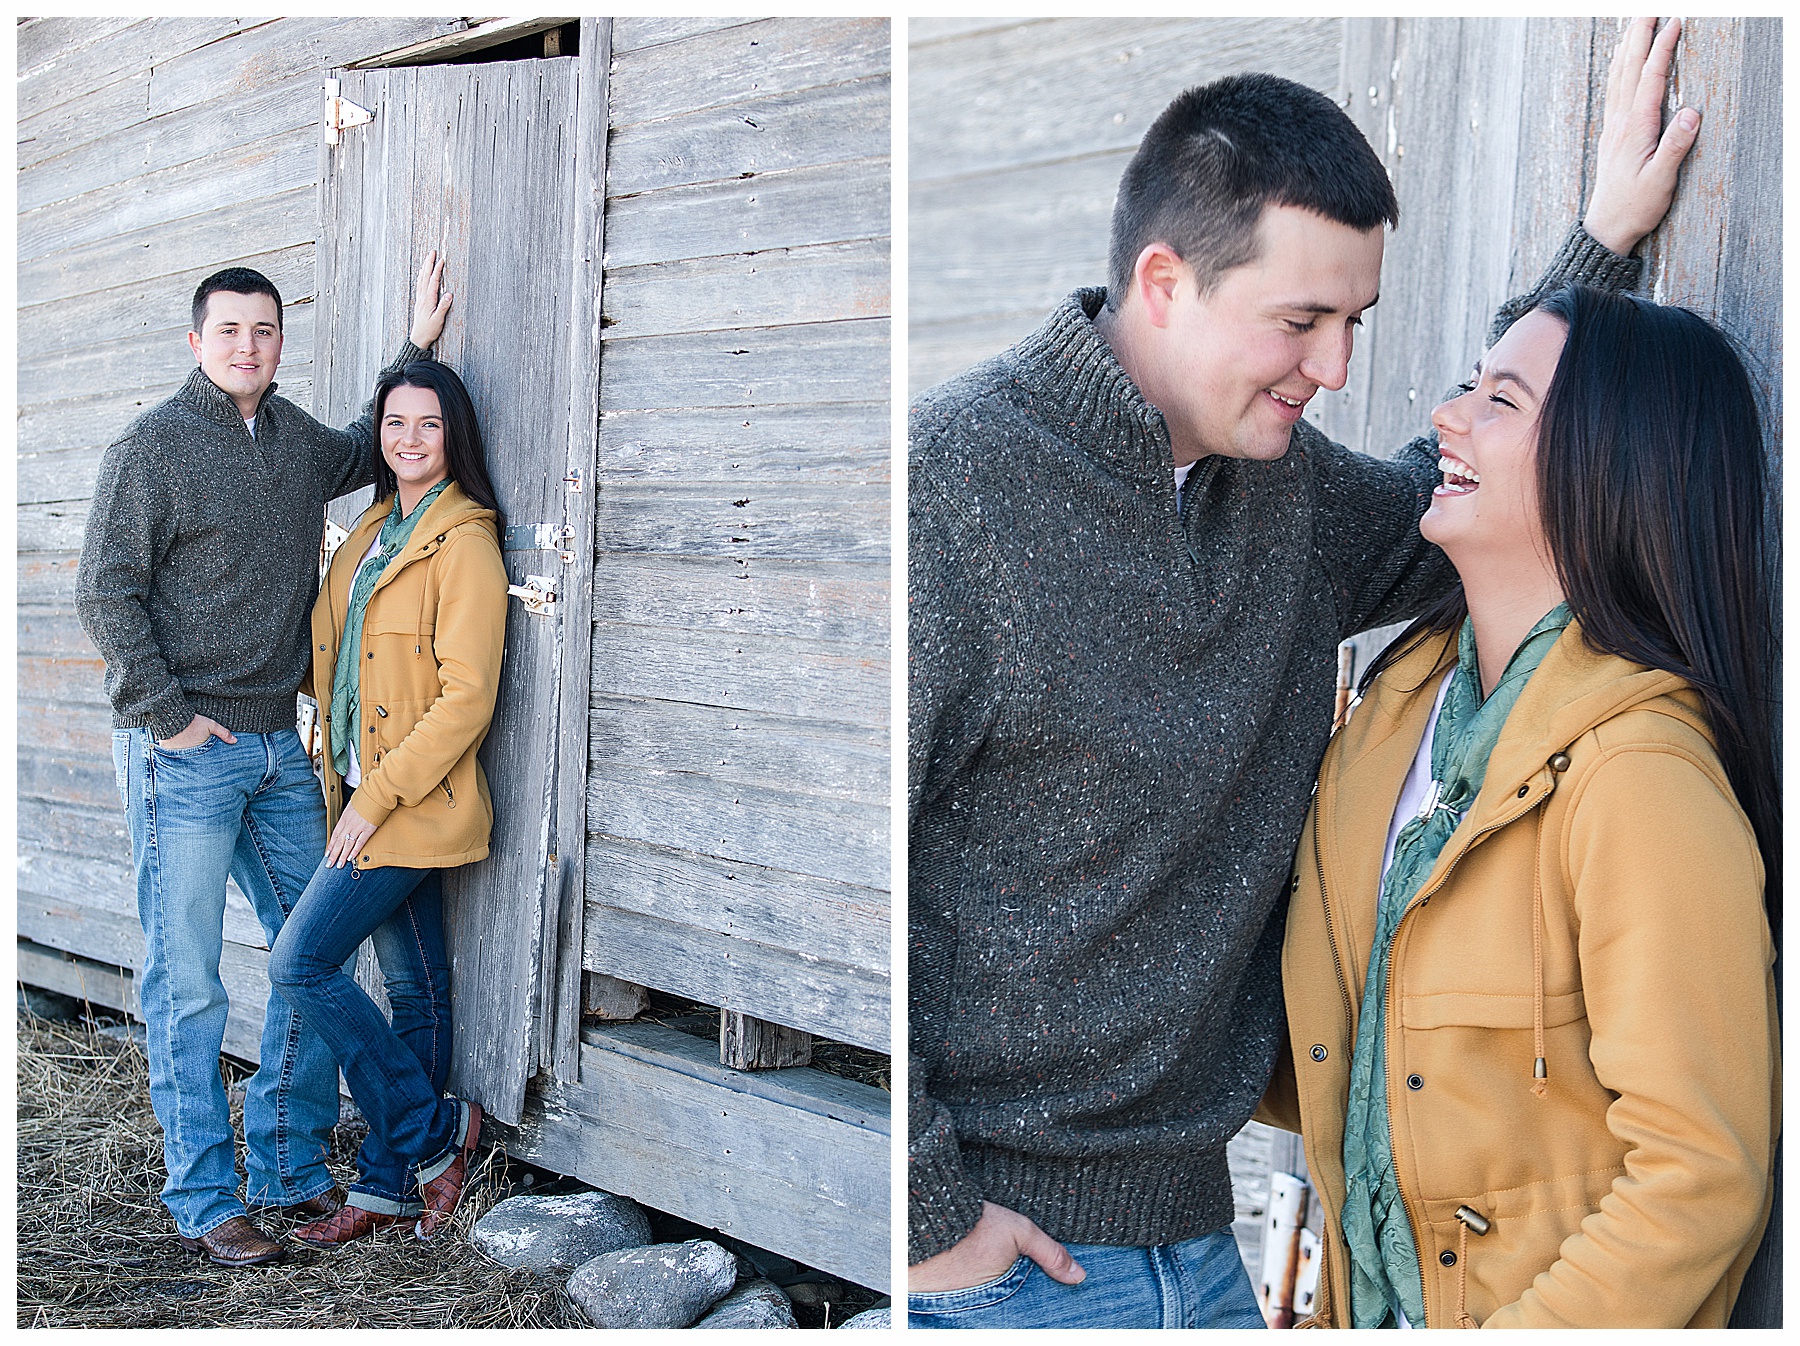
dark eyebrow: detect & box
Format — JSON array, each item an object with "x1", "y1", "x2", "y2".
[
  {"x1": 1471, "y1": 359, "x2": 1538, "y2": 401},
  {"x1": 1289, "y1": 291, "x2": 1381, "y2": 316}
]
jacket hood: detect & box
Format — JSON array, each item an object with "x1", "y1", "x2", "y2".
[
  {"x1": 1356, "y1": 616, "x2": 1707, "y2": 833},
  {"x1": 345, "y1": 480, "x2": 499, "y2": 559}
]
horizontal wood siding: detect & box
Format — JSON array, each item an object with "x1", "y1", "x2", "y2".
[
  {"x1": 14, "y1": 14, "x2": 453, "y2": 1053},
  {"x1": 498, "y1": 1021, "x2": 891, "y2": 1291},
  {"x1": 587, "y1": 18, "x2": 892, "y2": 1053},
  {"x1": 908, "y1": 17, "x2": 1341, "y2": 396}
]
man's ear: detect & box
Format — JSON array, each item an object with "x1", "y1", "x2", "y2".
[
  {"x1": 187, "y1": 330, "x2": 204, "y2": 363},
  {"x1": 1132, "y1": 243, "x2": 1188, "y2": 330}
]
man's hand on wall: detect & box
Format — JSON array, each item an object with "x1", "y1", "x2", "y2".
[
  {"x1": 1583, "y1": 16, "x2": 1701, "y2": 256},
  {"x1": 410, "y1": 250, "x2": 454, "y2": 349},
  {"x1": 908, "y1": 1200, "x2": 1088, "y2": 1293}
]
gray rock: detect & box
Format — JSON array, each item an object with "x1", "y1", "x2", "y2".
[
  {"x1": 471, "y1": 1189, "x2": 652, "y2": 1272},
  {"x1": 98, "y1": 1022, "x2": 148, "y2": 1046},
  {"x1": 567, "y1": 1239, "x2": 738, "y2": 1329},
  {"x1": 694, "y1": 1278, "x2": 797, "y2": 1329},
  {"x1": 838, "y1": 1306, "x2": 893, "y2": 1329}
]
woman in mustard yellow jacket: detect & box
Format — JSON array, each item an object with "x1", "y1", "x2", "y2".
[
  {"x1": 1272, "y1": 282, "x2": 1779, "y2": 1328},
  {"x1": 268, "y1": 359, "x2": 508, "y2": 1248}
]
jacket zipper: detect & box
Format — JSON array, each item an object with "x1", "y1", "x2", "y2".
[
  {"x1": 441, "y1": 780, "x2": 456, "y2": 807},
  {"x1": 1380, "y1": 781, "x2": 1548, "y2": 1327}
]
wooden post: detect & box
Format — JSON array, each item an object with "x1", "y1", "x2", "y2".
[
  {"x1": 720, "y1": 1010, "x2": 812, "y2": 1070},
  {"x1": 582, "y1": 971, "x2": 648, "y2": 1022}
]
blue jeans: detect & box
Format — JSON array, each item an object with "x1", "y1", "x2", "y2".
[
  {"x1": 112, "y1": 727, "x2": 341, "y2": 1238},
  {"x1": 908, "y1": 1228, "x2": 1266, "y2": 1329},
  {"x1": 268, "y1": 860, "x2": 458, "y2": 1214}
]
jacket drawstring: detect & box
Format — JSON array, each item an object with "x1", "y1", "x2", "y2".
[
  {"x1": 1455, "y1": 1219, "x2": 1475, "y2": 1328},
  {"x1": 1452, "y1": 1205, "x2": 1490, "y2": 1328},
  {"x1": 1531, "y1": 806, "x2": 1548, "y2": 1097}
]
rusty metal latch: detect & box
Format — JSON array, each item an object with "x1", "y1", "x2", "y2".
[
  {"x1": 506, "y1": 574, "x2": 559, "y2": 615},
  {"x1": 503, "y1": 522, "x2": 577, "y2": 565},
  {"x1": 324, "y1": 78, "x2": 374, "y2": 145}
]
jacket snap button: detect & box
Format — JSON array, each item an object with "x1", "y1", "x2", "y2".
[
  {"x1": 319, "y1": 643, "x2": 326, "y2": 651},
  {"x1": 1549, "y1": 752, "x2": 1571, "y2": 772},
  {"x1": 1516, "y1": 784, "x2": 1529, "y2": 797},
  {"x1": 368, "y1": 724, "x2": 377, "y2": 733},
  {"x1": 1290, "y1": 875, "x2": 1300, "y2": 893},
  {"x1": 367, "y1": 652, "x2": 375, "y2": 660},
  {"x1": 1310, "y1": 1044, "x2": 1328, "y2": 1062},
  {"x1": 1406, "y1": 1073, "x2": 1424, "y2": 1090},
  {"x1": 1440, "y1": 1250, "x2": 1457, "y2": 1267}
]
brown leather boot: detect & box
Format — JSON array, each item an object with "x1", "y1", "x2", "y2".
[
  {"x1": 253, "y1": 1184, "x2": 347, "y2": 1220},
  {"x1": 293, "y1": 1202, "x2": 403, "y2": 1248},
  {"x1": 414, "y1": 1100, "x2": 482, "y2": 1240},
  {"x1": 175, "y1": 1215, "x2": 286, "y2": 1267}
]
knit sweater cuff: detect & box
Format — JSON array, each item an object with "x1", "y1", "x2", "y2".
[
  {"x1": 145, "y1": 690, "x2": 198, "y2": 743},
  {"x1": 1489, "y1": 221, "x2": 1642, "y2": 344},
  {"x1": 908, "y1": 1109, "x2": 987, "y2": 1264}
]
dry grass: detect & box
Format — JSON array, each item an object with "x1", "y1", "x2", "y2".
[{"x1": 17, "y1": 1012, "x2": 588, "y2": 1329}]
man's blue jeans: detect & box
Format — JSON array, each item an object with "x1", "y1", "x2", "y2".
[
  {"x1": 907, "y1": 1228, "x2": 1267, "y2": 1329},
  {"x1": 268, "y1": 860, "x2": 458, "y2": 1214},
  {"x1": 112, "y1": 727, "x2": 341, "y2": 1238}
]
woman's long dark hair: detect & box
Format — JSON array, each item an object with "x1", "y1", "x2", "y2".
[
  {"x1": 1361, "y1": 284, "x2": 1780, "y2": 941},
  {"x1": 372, "y1": 358, "x2": 502, "y2": 521}
]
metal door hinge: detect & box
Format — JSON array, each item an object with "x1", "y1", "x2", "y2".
[
  {"x1": 503, "y1": 522, "x2": 578, "y2": 565},
  {"x1": 506, "y1": 574, "x2": 559, "y2": 615},
  {"x1": 324, "y1": 79, "x2": 374, "y2": 145},
  {"x1": 563, "y1": 469, "x2": 584, "y2": 493}
]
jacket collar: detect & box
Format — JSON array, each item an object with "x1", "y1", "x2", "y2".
[
  {"x1": 1010, "y1": 287, "x2": 1178, "y2": 482},
  {"x1": 176, "y1": 365, "x2": 278, "y2": 430},
  {"x1": 1352, "y1": 617, "x2": 1698, "y2": 833}
]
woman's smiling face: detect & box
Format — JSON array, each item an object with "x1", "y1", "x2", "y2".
[
  {"x1": 1420, "y1": 308, "x2": 1569, "y2": 577},
  {"x1": 381, "y1": 384, "x2": 448, "y2": 498}
]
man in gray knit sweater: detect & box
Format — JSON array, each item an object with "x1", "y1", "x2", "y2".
[
  {"x1": 909, "y1": 46, "x2": 1697, "y2": 1328},
  {"x1": 76, "y1": 257, "x2": 453, "y2": 1266}
]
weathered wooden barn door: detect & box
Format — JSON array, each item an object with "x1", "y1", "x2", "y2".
[{"x1": 313, "y1": 48, "x2": 604, "y2": 1126}]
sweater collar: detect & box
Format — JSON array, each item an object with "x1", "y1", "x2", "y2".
[
  {"x1": 177, "y1": 365, "x2": 277, "y2": 430},
  {"x1": 1011, "y1": 287, "x2": 1173, "y2": 478}
]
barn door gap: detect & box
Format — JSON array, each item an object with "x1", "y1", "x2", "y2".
[{"x1": 351, "y1": 18, "x2": 579, "y2": 69}]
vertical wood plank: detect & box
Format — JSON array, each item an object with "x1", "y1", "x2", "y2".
[
  {"x1": 547, "y1": 17, "x2": 612, "y2": 1087},
  {"x1": 720, "y1": 1010, "x2": 813, "y2": 1070}
]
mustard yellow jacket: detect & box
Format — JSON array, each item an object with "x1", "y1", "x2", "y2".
[
  {"x1": 308, "y1": 482, "x2": 507, "y2": 869},
  {"x1": 1267, "y1": 621, "x2": 1777, "y2": 1328}
]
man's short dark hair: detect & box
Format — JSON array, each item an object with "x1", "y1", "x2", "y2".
[
  {"x1": 191, "y1": 267, "x2": 284, "y2": 334},
  {"x1": 1106, "y1": 73, "x2": 1399, "y2": 306}
]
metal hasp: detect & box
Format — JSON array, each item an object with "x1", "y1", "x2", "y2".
[
  {"x1": 506, "y1": 573, "x2": 559, "y2": 616},
  {"x1": 323, "y1": 78, "x2": 374, "y2": 145}
]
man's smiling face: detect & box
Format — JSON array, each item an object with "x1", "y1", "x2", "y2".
[
  {"x1": 187, "y1": 290, "x2": 283, "y2": 418},
  {"x1": 1150, "y1": 204, "x2": 1384, "y2": 464}
]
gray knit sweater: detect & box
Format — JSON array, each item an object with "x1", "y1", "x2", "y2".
[
  {"x1": 77, "y1": 346, "x2": 424, "y2": 740},
  {"x1": 907, "y1": 225, "x2": 1639, "y2": 1263}
]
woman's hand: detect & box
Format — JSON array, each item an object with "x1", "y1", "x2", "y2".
[
  {"x1": 410, "y1": 250, "x2": 454, "y2": 349},
  {"x1": 1583, "y1": 17, "x2": 1701, "y2": 256},
  {"x1": 325, "y1": 801, "x2": 377, "y2": 869}
]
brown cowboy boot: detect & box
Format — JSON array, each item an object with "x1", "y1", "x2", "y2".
[
  {"x1": 414, "y1": 1100, "x2": 482, "y2": 1240},
  {"x1": 252, "y1": 1184, "x2": 347, "y2": 1220},
  {"x1": 175, "y1": 1215, "x2": 286, "y2": 1267},
  {"x1": 293, "y1": 1202, "x2": 404, "y2": 1248}
]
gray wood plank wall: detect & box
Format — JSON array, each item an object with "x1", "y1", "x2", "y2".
[
  {"x1": 586, "y1": 17, "x2": 892, "y2": 1054},
  {"x1": 16, "y1": 15, "x2": 456, "y2": 1017},
  {"x1": 908, "y1": 15, "x2": 1780, "y2": 1307}
]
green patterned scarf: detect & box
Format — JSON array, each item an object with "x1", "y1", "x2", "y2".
[
  {"x1": 328, "y1": 480, "x2": 449, "y2": 779},
  {"x1": 1341, "y1": 600, "x2": 1572, "y2": 1328}
]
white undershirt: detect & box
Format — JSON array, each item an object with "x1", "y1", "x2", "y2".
[
  {"x1": 1173, "y1": 460, "x2": 1197, "y2": 512},
  {"x1": 341, "y1": 534, "x2": 384, "y2": 788},
  {"x1": 1380, "y1": 672, "x2": 1456, "y2": 887},
  {"x1": 244, "y1": 415, "x2": 257, "y2": 439}
]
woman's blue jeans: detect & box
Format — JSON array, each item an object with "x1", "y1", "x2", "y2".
[{"x1": 268, "y1": 860, "x2": 458, "y2": 1213}]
